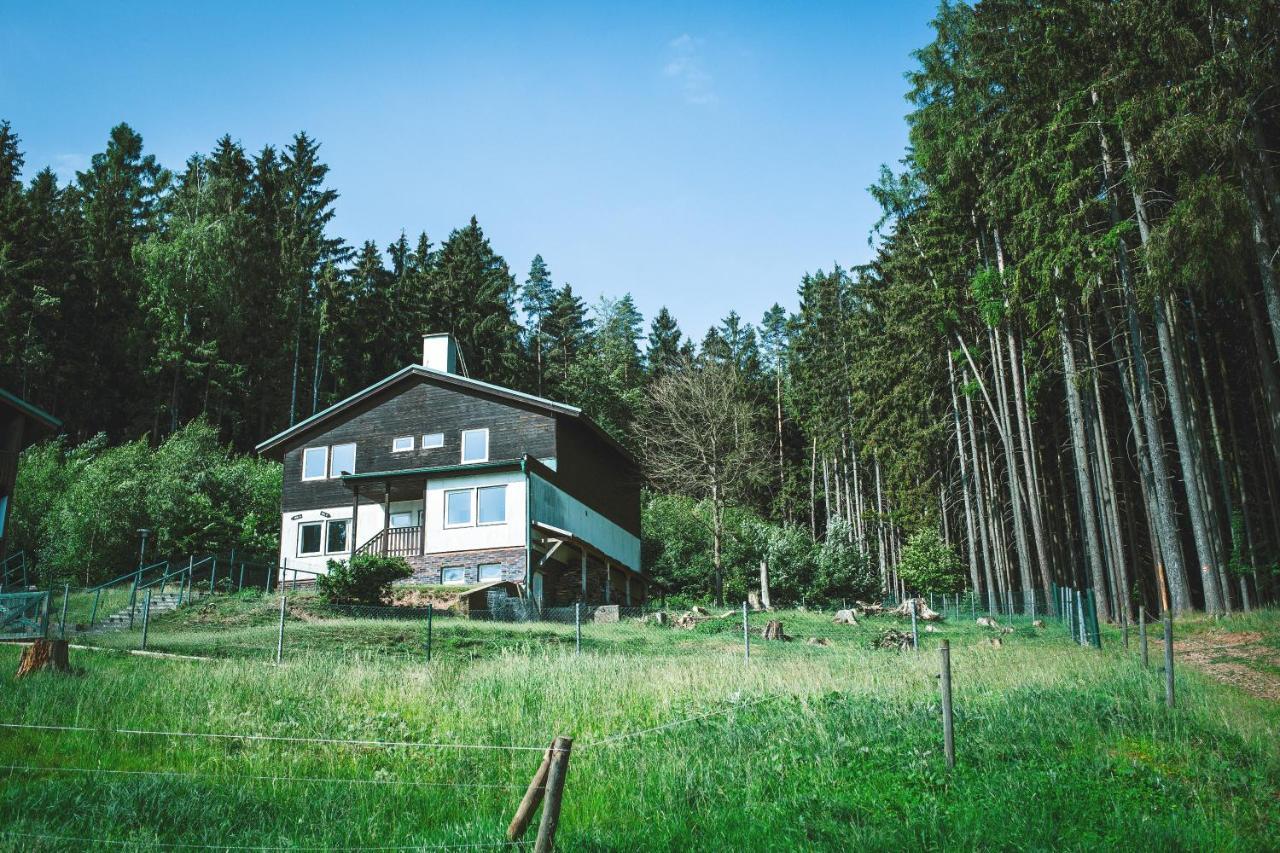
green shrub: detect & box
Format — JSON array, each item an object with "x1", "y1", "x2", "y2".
[
  {"x1": 812, "y1": 519, "x2": 878, "y2": 603},
  {"x1": 897, "y1": 528, "x2": 965, "y2": 594},
  {"x1": 316, "y1": 554, "x2": 413, "y2": 604}
]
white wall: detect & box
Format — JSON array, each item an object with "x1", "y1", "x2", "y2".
[
  {"x1": 425, "y1": 469, "x2": 526, "y2": 552},
  {"x1": 277, "y1": 471, "x2": 527, "y2": 573}
]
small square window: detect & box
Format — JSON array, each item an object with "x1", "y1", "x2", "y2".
[
  {"x1": 445, "y1": 489, "x2": 473, "y2": 527},
  {"x1": 392, "y1": 436, "x2": 414, "y2": 452},
  {"x1": 302, "y1": 447, "x2": 327, "y2": 481},
  {"x1": 441, "y1": 566, "x2": 466, "y2": 585},
  {"x1": 478, "y1": 563, "x2": 502, "y2": 582},
  {"x1": 298, "y1": 522, "x2": 323, "y2": 556},
  {"x1": 329, "y1": 443, "x2": 356, "y2": 477},
  {"x1": 477, "y1": 485, "x2": 506, "y2": 525},
  {"x1": 326, "y1": 519, "x2": 349, "y2": 553},
  {"x1": 422, "y1": 433, "x2": 444, "y2": 449},
  {"x1": 461, "y1": 428, "x2": 488, "y2": 463}
]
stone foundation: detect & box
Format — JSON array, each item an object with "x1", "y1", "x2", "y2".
[{"x1": 401, "y1": 547, "x2": 526, "y2": 586}]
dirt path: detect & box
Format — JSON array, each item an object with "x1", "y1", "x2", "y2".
[{"x1": 1166, "y1": 630, "x2": 1280, "y2": 702}]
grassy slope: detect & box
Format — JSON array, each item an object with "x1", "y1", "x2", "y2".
[{"x1": 1, "y1": 601, "x2": 1278, "y2": 851}]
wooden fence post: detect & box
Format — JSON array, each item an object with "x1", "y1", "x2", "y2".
[
  {"x1": 426, "y1": 603, "x2": 433, "y2": 663},
  {"x1": 535, "y1": 736, "x2": 573, "y2": 853},
  {"x1": 1163, "y1": 611, "x2": 1174, "y2": 709},
  {"x1": 940, "y1": 639, "x2": 954, "y2": 769},
  {"x1": 276, "y1": 593, "x2": 287, "y2": 664},
  {"x1": 508, "y1": 742, "x2": 554, "y2": 842},
  {"x1": 910, "y1": 598, "x2": 919, "y2": 651},
  {"x1": 58, "y1": 583, "x2": 69, "y2": 638},
  {"x1": 742, "y1": 601, "x2": 750, "y2": 662}
]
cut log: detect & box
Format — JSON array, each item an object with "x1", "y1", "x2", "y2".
[
  {"x1": 989, "y1": 636, "x2": 1004, "y2": 647},
  {"x1": 832, "y1": 609, "x2": 859, "y2": 626},
  {"x1": 892, "y1": 597, "x2": 942, "y2": 621},
  {"x1": 976, "y1": 616, "x2": 1000, "y2": 629},
  {"x1": 762, "y1": 620, "x2": 789, "y2": 641},
  {"x1": 16, "y1": 640, "x2": 70, "y2": 678},
  {"x1": 806, "y1": 637, "x2": 832, "y2": 647},
  {"x1": 748, "y1": 591, "x2": 762, "y2": 611},
  {"x1": 690, "y1": 606, "x2": 710, "y2": 616},
  {"x1": 855, "y1": 601, "x2": 885, "y2": 616},
  {"x1": 1032, "y1": 619, "x2": 1045, "y2": 629},
  {"x1": 645, "y1": 612, "x2": 669, "y2": 626}
]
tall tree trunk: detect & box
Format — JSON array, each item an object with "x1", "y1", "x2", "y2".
[
  {"x1": 1087, "y1": 324, "x2": 1132, "y2": 621},
  {"x1": 1007, "y1": 325, "x2": 1054, "y2": 609},
  {"x1": 949, "y1": 354, "x2": 982, "y2": 595},
  {"x1": 1057, "y1": 306, "x2": 1111, "y2": 621},
  {"x1": 966, "y1": 370, "x2": 997, "y2": 613}
]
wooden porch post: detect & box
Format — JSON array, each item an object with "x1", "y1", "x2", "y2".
[
  {"x1": 420, "y1": 479, "x2": 428, "y2": 556},
  {"x1": 382, "y1": 482, "x2": 391, "y2": 556},
  {"x1": 350, "y1": 484, "x2": 360, "y2": 555}
]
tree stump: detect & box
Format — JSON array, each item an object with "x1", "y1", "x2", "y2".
[
  {"x1": 16, "y1": 640, "x2": 70, "y2": 678},
  {"x1": 762, "y1": 620, "x2": 788, "y2": 641},
  {"x1": 832, "y1": 609, "x2": 859, "y2": 626}
]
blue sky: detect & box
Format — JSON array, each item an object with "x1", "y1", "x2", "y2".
[{"x1": 2, "y1": 1, "x2": 937, "y2": 339}]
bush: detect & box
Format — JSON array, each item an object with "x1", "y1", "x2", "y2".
[
  {"x1": 812, "y1": 518, "x2": 878, "y2": 604},
  {"x1": 316, "y1": 554, "x2": 412, "y2": 604},
  {"x1": 897, "y1": 529, "x2": 965, "y2": 594}
]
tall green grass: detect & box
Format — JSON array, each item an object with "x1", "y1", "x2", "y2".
[{"x1": 2, "y1": 605, "x2": 1278, "y2": 850}]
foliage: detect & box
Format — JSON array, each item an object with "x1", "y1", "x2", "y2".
[
  {"x1": 11, "y1": 420, "x2": 280, "y2": 585},
  {"x1": 897, "y1": 529, "x2": 965, "y2": 595},
  {"x1": 812, "y1": 519, "x2": 879, "y2": 603},
  {"x1": 316, "y1": 553, "x2": 413, "y2": 604}
]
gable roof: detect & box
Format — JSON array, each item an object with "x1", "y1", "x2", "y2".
[
  {"x1": 255, "y1": 365, "x2": 635, "y2": 465},
  {"x1": 0, "y1": 388, "x2": 62, "y2": 440}
]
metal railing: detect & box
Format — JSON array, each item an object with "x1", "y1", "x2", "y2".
[{"x1": 0, "y1": 550, "x2": 28, "y2": 592}]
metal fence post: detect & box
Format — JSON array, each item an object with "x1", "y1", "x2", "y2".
[
  {"x1": 742, "y1": 601, "x2": 750, "y2": 662},
  {"x1": 1139, "y1": 606, "x2": 1149, "y2": 667},
  {"x1": 1163, "y1": 611, "x2": 1174, "y2": 709},
  {"x1": 238, "y1": 563, "x2": 245, "y2": 592},
  {"x1": 128, "y1": 574, "x2": 140, "y2": 629},
  {"x1": 140, "y1": 590, "x2": 152, "y2": 651},
  {"x1": 58, "y1": 583, "x2": 69, "y2": 638},
  {"x1": 276, "y1": 593, "x2": 287, "y2": 664},
  {"x1": 210, "y1": 557, "x2": 218, "y2": 595},
  {"x1": 89, "y1": 588, "x2": 102, "y2": 629},
  {"x1": 575, "y1": 602, "x2": 582, "y2": 657},
  {"x1": 910, "y1": 598, "x2": 919, "y2": 651},
  {"x1": 426, "y1": 602, "x2": 434, "y2": 663},
  {"x1": 940, "y1": 639, "x2": 955, "y2": 769}
]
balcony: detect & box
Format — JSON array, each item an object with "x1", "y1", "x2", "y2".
[{"x1": 355, "y1": 525, "x2": 423, "y2": 558}]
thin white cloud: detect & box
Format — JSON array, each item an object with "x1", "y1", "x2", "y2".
[
  {"x1": 52, "y1": 153, "x2": 88, "y2": 184},
  {"x1": 664, "y1": 34, "x2": 715, "y2": 106}
]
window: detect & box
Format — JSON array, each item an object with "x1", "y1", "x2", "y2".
[
  {"x1": 298, "y1": 522, "x2": 323, "y2": 556},
  {"x1": 461, "y1": 428, "x2": 489, "y2": 463},
  {"x1": 478, "y1": 563, "x2": 503, "y2": 582},
  {"x1": 326, "y1": 519, "x2": 350, "y2": 553},
  {"x1": 329, "y1": 443, "x2": 356, "y2": 477},
  {"x1": 441, "y1": 566, "x2": 466, "y2": 585},
  {"x1": 445, "y1": 490, "x2": 473, "y2": 527},
  {"x1": 392, "y1": 436, "x2": 414, "y2": 453},
  {"x1": 302, "y1": 447, "x2": 327, "y2": 481},
  {"x1": 422, "y1": 432, "x2": 444, "y2": 449},
  {"x1": 390, "y1": 511, "x2": 417, "y2": 528},
  {"x1": 477, "y1": 485, "x2": 507, "y2": 525}
]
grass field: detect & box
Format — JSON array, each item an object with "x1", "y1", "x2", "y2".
[{"x1": 2, "y1": 597, "x2": 1279, "y2": 850}]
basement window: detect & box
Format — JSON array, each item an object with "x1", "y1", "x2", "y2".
[
  {"x1": 461, "y1": 428, "x2": 489, "y2": 463},
  {"x1": 441, "y1": 566, "x2": 466, "y2": 585},
  {"x1": 392, "y1": 436, "x2": 414, "y2": 453},
  {"x1": 478, "y1": 563, "x2": 502, "y2": 582}
]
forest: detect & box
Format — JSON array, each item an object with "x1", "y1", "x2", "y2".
[{"x1": 3, "y1": 0, "x2": 1280, "y2": 616}]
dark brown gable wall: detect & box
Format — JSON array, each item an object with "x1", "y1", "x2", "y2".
[
  {"x1": 552, "y1": 419, "x2": 641, "y2": 537},
  {"x1": 280, "y1": 378, "x2": 556, "y2": 512}
]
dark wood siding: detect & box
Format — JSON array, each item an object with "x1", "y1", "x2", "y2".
[
  {"x1": 552, "y1": 419, "x2": 642, "y2": 537},
  {"x1": 280, "y1": 378, "x2": 556, "y2": 512}
]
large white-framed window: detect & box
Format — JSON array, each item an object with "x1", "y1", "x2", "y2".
[
  {"x1": 476, "y1": 485, "x2": 507, "y2": 525},
  {"x1": 297, "y1": 521, "x2": 323, "y2": 556},
  {"x1": 461, "y1": 428, "x2": 489, "y2": 463},
  {"x1": 392, "y1": 435, "x2": 414, "y2": 453},
  {"x1": 326, "y1": 518, "x2": 350, "y2": 553},
  {"x1": 329, "y1": 443, "x2": 356, "y2": 477},
  {"x1": 441, "y1": 566, "x2": 466, "y2": 585},
  {"x1": 422, "y1": 432, "x2": 444, "y2": 449},
  {"x1": 478, "y1": 563, "x2": 503, "y2": 582},
  {"x1": 301, "y1": 447, "x2": 328, "y2": 481},
  {"x1": 444, "y1": 489, "x2": 473, "y2": 527}
]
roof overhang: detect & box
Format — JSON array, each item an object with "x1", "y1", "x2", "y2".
[
  {"x1": 0, "y1": 388, "x2": 61, "y2": 443},
  {"x1": 341, "y1": 458, "x2": 523, "y2": 484}
]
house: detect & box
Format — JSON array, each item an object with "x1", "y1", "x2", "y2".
[
  {"x1": 0, "y1": 388, "x2": 61, "y2": 559},
  {"x1": 256, "y1": 334, "x2": 647, "y2": 609}
]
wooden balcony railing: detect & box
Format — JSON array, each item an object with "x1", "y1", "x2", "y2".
[{"x1": 355, "y1": 526, "x2": 423, "y2": 558}]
